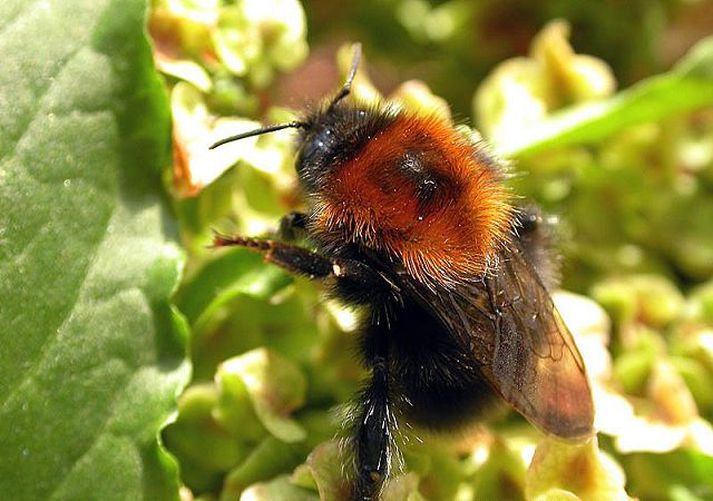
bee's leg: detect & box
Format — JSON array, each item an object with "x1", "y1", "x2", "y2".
[
  {"x1": 213, "y1": 233, "x2": 333, "y2": 278},
  {"x1": 350, "y1": 330, "x2": 395, "y2": 501},
  {"x1": 213, "y1": 233, "x2": 392, "y2": 293},
  {"x1": 277, "y1": 211, "x2": 308, "y2": 241},
  {"x1": 513, "y1": 205, "x2": 560, "y2": 289}
]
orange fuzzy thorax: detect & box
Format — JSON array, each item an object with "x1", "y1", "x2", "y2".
[{"x1": 313, "y1": 113, "x2": 513, "y2": 287}]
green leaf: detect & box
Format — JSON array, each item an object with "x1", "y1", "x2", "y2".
[
  {"x1": 175, "y1": 247, "x2": 292, "y2": 329},
  {"x1": 216, "y1": 348, "x2": 308, "y2": 443},
  {"x1": 499, "y1": 36, "x2": 713, "y2": 157},
  {"x1": 472, "y1": 440, "x2": 526, "y2": 501},
  {"x1": 623, "y1": 450, "x2": 713, "y2": 501},
  {"x1": 239, "y1": 475, "x2": 319, "y2": 501},
  {"x1": 0, "y1": 0, "x2": 190, "y2": 499},
  {"x1": 526, "y1": 437, "x2": 630, "y2": 501},
  {"x1": 297, "y1": 441, "x2": 350, "y2": 501},
  {"x1": 163, "y1": 385, "x2": 250, "y2": 479},
  {"x1": 221, "y1": 437, "x2": 308, "y2": 501}
]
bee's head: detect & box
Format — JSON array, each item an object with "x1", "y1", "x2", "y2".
[{"x1": 293, "y1": 101, "x2": 396, "y2": 193}]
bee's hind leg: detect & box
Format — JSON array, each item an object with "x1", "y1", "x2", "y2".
[{"x1": 349, "y1": 329, "x2": 397, "y2": 501}]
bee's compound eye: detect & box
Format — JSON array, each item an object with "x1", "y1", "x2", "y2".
[{"x1": 300, "y1": 139, "x2": 320, "y2": 163}]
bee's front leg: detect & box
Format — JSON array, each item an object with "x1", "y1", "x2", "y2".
[{"x1": 212, "y1": 232, "x2": 392, "y2": 294}]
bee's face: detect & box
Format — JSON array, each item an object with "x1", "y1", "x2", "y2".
[{"x1": 294, "y1": 104, "x2": 394, "y2": 193}]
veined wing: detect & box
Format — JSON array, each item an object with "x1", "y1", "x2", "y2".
[{"x1": 403, "y1": 243, "x2": 594, "y2": 439}]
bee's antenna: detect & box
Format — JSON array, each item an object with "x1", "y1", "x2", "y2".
[
  {"x1": 209, "y1": 121, "x2": 306, "y2": 150},
  {"x1": 210, "y1": 43, "x2": 362, "y2": 150},
  {"x1": 327, "y1": 43, "x2": 362, "y2": 111}
]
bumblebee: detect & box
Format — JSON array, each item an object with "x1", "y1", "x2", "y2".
[{"x1": 212, "y1": 45, "x2": 593, "y2": 500}]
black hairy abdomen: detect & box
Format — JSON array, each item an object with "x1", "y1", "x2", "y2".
[{"x1": 363, "y1": 296, "x2": 498, "y2": 431}]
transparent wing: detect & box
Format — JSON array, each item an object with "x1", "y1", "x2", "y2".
[{"x1": 402, "y1": 243, "x2": 594, "y2": 439}]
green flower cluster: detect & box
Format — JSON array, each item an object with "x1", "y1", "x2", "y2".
[
  {"x1": 151, "y1": 0, "x2": 306, "y2": 201},
  {"x1": 150, "y1": 2, "x2": 713, "y2": 499}
]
